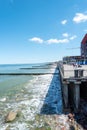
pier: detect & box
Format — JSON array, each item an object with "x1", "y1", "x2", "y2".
[{"x1": 59, "y1": 63, "x2": 87, "y2": 110}]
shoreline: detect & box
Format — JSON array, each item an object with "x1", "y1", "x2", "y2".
[{"x1": 0, "y1": 63, "x2": 87, "y2": 130}]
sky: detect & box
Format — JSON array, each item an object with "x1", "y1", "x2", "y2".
[{"x1": 0, "y1": 0, "x2": 87, "y2": 64}]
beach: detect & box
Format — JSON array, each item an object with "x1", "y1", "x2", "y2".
[{"x1": 0, "y1": 63, "x2": 64, "y2": 130}]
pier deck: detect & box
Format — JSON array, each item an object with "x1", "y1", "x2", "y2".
[
  {"x1": 63, "y1": 64, "x2": 87, "y2": 79},
  {"x1": 59, "y1": 63, "x2": 87, "y2": 110}
]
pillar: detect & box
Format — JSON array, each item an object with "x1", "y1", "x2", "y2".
[
  {"x1": 63, "y1": 83, "x2": 68, "y2": 108},
  {"x1": 74, "y1": 83, "x2": 80, "y2": 110}
]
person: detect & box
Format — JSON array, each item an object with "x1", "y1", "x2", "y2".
[{"x1": 73, "y1": 62, "x2": 78, "y2": 67}]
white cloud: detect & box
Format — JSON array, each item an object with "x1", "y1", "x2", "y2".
[
  {"x1": 61, "y1": 20, "x2": 67, "y2": 25},
  {"x1": 62, "y1": 33, "x2": 69, "y2": 37},
  {"x1": 29, "y1": 37, "x2": 43, "y2": 43},
  {"x1": 29, "y1": 34, "x2": 77, "y2": 45},
  {"x1": 47, "y1": 38, "x2": 69, "y2": 44},
  {"x1": 70, "y1": 35, "x2": 77, "y2": 40},
  {"x1": 73, "y1": 13, "x2": 87, "y2": 23},
  {"x1": 47, "y1": 39, "x2": 59, "y2": 44}
]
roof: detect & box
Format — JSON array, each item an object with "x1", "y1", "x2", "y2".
[{"x1": 81, "y1": 34, "x2": 87, "y2": 44}]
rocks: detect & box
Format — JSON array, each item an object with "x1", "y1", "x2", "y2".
[
  {"x1": 43, "y1": 115, "x2": 70, "y2": 130},
  {"x1": 68, "y1": 113, "x2": 74, "y2": 120},
  {"x1": 5, "y1": 111, "x2": 17, "y2": 123}
]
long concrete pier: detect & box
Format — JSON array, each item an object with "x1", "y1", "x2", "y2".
[{"x1": 58, "y1": 63, "x2": 87, "y2": 110}]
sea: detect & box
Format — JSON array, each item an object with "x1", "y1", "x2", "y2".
[{"x1": 0, "y1": 63, "x2": 63, "y2": 130}]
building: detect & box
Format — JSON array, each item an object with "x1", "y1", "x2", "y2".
[
  {"x1": 63, "y1": 56, "x2": 83, "y2": 64},
  {"x1": 63, "y1": 34, "x2": 87, "y2": 64},
  {"x1": 81, "y1": 33, "x2": 87, "y2": 58}
]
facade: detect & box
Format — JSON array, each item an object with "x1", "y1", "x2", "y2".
[
  {"x1": 63, "y1": 56, "x2": 83, "y2": 64},
  {"x1": 63, "y1": 34, "x2": 87, "y2": 65},
  {"x1": 81, "y1": 34, "x2": 87, "y2": 57}
]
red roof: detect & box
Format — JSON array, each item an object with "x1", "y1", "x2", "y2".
[{"x1": 81, "y1": 34, "x2": 87, "y2": 44}]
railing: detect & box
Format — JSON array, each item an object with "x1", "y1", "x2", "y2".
[{"x1": 58, "y1": 62, "x2": 64, "y2": 78}]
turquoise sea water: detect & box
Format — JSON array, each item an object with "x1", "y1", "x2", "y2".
[
  {"x1": 0, "y1": 63, "x2": 50, "y2": 97},
  {"x1": 0, "y1": 63, "x2": 63, "y2": 130}
]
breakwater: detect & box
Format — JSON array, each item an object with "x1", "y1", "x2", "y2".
[{"x1": 0, "y1": 72, "x2": 58, "y2": 75}]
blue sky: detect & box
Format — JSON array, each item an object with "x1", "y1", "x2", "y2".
[{"x1": 0, "y1": 0, "x2": 87, "y2": 64}]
